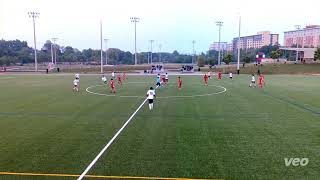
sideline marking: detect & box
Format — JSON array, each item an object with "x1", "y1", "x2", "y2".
[
  {"x1": 0, "y1": 77, "x2": 16, "y2": 80},
  {"x1": 78, "y1": 86, "x2": 158, "y2": 180},
  {"x1": 86, "y1": 84, "x2": 227, "y2": 99},
  {"x1": 0, "y1": 171, "x2": 222, "y2": 180}
]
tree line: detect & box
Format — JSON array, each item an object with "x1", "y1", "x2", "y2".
[
  {"x1": 0, "y1": 39, "x2": 196, "y2": 66},
  {"x1": 2, "y1": 39, "x2": 316, "y2": 67}
]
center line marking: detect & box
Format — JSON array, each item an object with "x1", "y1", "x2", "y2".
[{"x1": 78, "y1": 86, "x2": 158, "y2": 180}]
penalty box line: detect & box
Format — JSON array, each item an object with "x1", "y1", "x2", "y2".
[
  {"x1": 78, "y1": 86, "x2": 159, "y2": 180},
  {"x1": 0, "y1": 171, "x2": 222, "y2": 180}
]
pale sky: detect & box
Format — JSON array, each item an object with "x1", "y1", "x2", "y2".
[{"x1": 0, "y1": 0, "x2": 319, "y2": 54}]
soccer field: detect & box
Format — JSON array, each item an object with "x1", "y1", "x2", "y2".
[{"x1": 0, "y1": 74, "x2": 319, "y2": 180}]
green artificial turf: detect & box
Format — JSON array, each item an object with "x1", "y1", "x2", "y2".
[{"x1": 0, "y1": 74, "x2": 319, "y2": 180}]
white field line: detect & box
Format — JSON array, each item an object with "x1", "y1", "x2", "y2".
[
  {"x1": 3, "y1": 73, "x2": 212, "y2": 76},
  {"x1": 0, "y1": 77, "x2": 16, "y2": 80},
  {"x1": 77, "y1": 87, "x2": 157, "y2": 180},
  {"x1": 86, "y1": 84, "x2": 227, "y2": 99}
]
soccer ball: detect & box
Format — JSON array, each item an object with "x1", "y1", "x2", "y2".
[{"x1": 249, "y1": 84, "x2": 252, "y2": 87}]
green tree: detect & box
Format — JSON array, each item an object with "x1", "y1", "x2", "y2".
[
  {"x1": 270, "y1": 50, "x2": 281, "y2": 63},
  {"x1": 314, "y1": 48, "x2": 320, "y2": 61},
  {"x1": 242, "y1": 56, "x2": 251, "y2": 67},
  {"x1": 197, "y1": 56, "x2": 205, "y2": 67},
  {"x1": 208, "y1": 57, "x2": 216, "y2": 66},
  {"x1": 223, "y1": 54, "x2": 232, "y2": 65},
  {"x1": 259, "y1": 45, "x2": 279, "y2": 57}
]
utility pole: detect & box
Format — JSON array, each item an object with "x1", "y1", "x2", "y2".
[
  {"x1": 216, "y1": 21, "x2": 223, "y2": 65},
  {"x1": 104, "y1": 39, "x2": 109, "y2": 65},
  {"x1": 51, "y1": 43, "x2": 54, "y2": 64},
  {"x1": 147, "y1": 49, "x2": 150, "y2": 64},
  {"x1": 159, "y1": 44, "x2": 162, "y2": 62},
  {"x1": 100, "y1": 20, "x2": 103, "y2": 73},
  {"x1": 52, "y1": 38, "x2": 58, "y2": 65},
  {"x1": 130, "y1": 17, "x2": 140, "y2": 65},
  {"x1": 149, "y1": 40, "x2": 154, "y2": 64},
  {"x1": 295, "y1": 25, "x2": 301, "y2": 63},
  {"x1": 192, "y1": 40, "x2": 196, "y2": 64},
  {"x1": 28, "y1": 11, "x2": 40, "y2": 72},
  {"x1": 237, "y1": 15, "x2": 241, "y2": 74}
]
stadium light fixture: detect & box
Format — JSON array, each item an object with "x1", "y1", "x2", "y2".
[
  {"x1": 159, "y1": 43, "x2": 162, "y2": 62},
  {"x1": 192, "y1": 40, "x2": 196, "y2": 64},
  {"x1": 237, "y1": 15, "x2": 241, "y2": 74},
  {"x1": 149, "y1": 40, "x2": 154, "y2": 64},
  {"x1": 216, "y1": 21, "x2": 223, "y2": 66},
  {"x1": 100, "y1": 20, "x2": 103, "y2": 73},
  {"x1": 295, "y1": 25, "x2": 301, "y2": 63},
  {"x1": 51, "y1": 38, "x2": 58, "y2": 65},
  {"x1": 130, "y1": 17, "x2": 140, "y2": 65},
  {"x1": 28, "y1": 11, "x2": 40, "y2": 72},
  {"x1": 104, "y1": 39, "x2": 109, "y2": 65}
]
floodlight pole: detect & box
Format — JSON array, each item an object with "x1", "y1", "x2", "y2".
[
  {"x1": 295, "y1": 25, "x2": 301, "y2": 63},
  {"x1": 216, "y1": 21, "x2": 223, "y2": 65},
  {"x1": 100, "y1": 20, "x2": 103, "y2": 73},
  {"x1": 104, "y1": 39, "x2": 109, "y2": 65},
  {"x1": 237, "y1": 15, "x2": 241, "y2": 74},
  {"x1": 192, "y1": 40, "x2": 196, "y2": 64},
  {"x1": 130, "y1": 17, "x2": 140, "y2": 65},
  {"x1": 51, "y1": 43, "x2": 54, "y2": 64},
  {"x1": 150, "y1": 40, "x2": 154, "y2": 64},
  {"x1": 159, "y1": 44, "x2": 162, "y2": 62},
  {"x1": 52, "y1": 38, "x2": 58, "y2": 65},
  {"x1": 28, "y1": 12, "x2": 39, "y2": 72}
]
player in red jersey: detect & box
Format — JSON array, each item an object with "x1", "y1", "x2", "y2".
[
  {"x1": 110, "y1": 78, "x2": 116, "y2": 93},
  {"x1": 117, "y1": 75, "x2": 122, "y2": 86},
  {"x1": 123, "y1": 72, "x2": 127, "y2": 80},
  {"x1": 161, "y1": 74, "x2": 166, "y2": 85},
  {"x1": 203, "y1": 74, "x2": 208, "y2": 86},
  {"x1": 258, "y1": 74, "x2": 265, "y2": 88},
  {"x1": 178, "y1": 76, "x2": 182, "y2": 90},
  {"x1": 218, "y1": 71, "x2": 222, "y2": 80}
]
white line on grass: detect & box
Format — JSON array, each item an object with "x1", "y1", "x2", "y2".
[
  {"x1": 86, "y1": 84, "x2": 227, "y2": 99},
  {"x1": 77, "y1": 87, "x2": 157, "y2": 180},
  {"x1": 0, "y1": 77, "x2": 16, "y2": 80}
]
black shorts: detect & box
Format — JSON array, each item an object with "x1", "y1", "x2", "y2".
[
  {"x1": 148, "y1": 99, "x2": 153, "y2": 104},
  {"x1": 156, "y1": 82, "x2": 161, "y2": 86},
  {"x1": 230, "y1": 77, "x2": 232, "y2": 79},
  {"x1": 251, "y1": 81, "x2": 255, "y2": 83}
]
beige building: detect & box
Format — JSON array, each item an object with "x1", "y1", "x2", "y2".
[
  {"x1": 209, "y1": 42, "x2": 233, "y2": 52},
  {"x1": 209, "y1": 42, "x2": 228, "y2": 51},
  {"x1": 233, "y1": 31, "x2": 279, "y2": 50},
  {"x1": 284, "y1": 25, "x2": 320, "y2": 48}
]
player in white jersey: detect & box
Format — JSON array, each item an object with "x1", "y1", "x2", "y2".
[
  {"x1": 111, "y1": 71, "x2": 115, "y2": 78},
  {"x1": 165, "y1": 73, "x2": 169, "y2": 83},
  {"x1": 75, "y1": 73, "x2": 80, "y2": 80},
  {"x1": 229, "y1": 72, "x2": 233, "y2": 79},
  {"x1": 249, "y1": 74, "x2": 256, "y2": 87},
  {"x1": 146, "y1": 87, "x2": 156, "y2": 110},
  {"x1": 101, "y1": 75, "x2": 107, "y2": 84},
  {"x1": 73, "y1": 78, "x2": 79, "y2": 92},
  {"x1": 209, "y1": 71, "x2": 213, "y2": 79}
]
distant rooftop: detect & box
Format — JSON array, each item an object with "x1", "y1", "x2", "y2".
[
  {"x1": 305, "y1": 25, "x2": 320, "y2": 29},
  {"x1": 284, "y1": 25, "x2": 320, "y2": 33}
]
